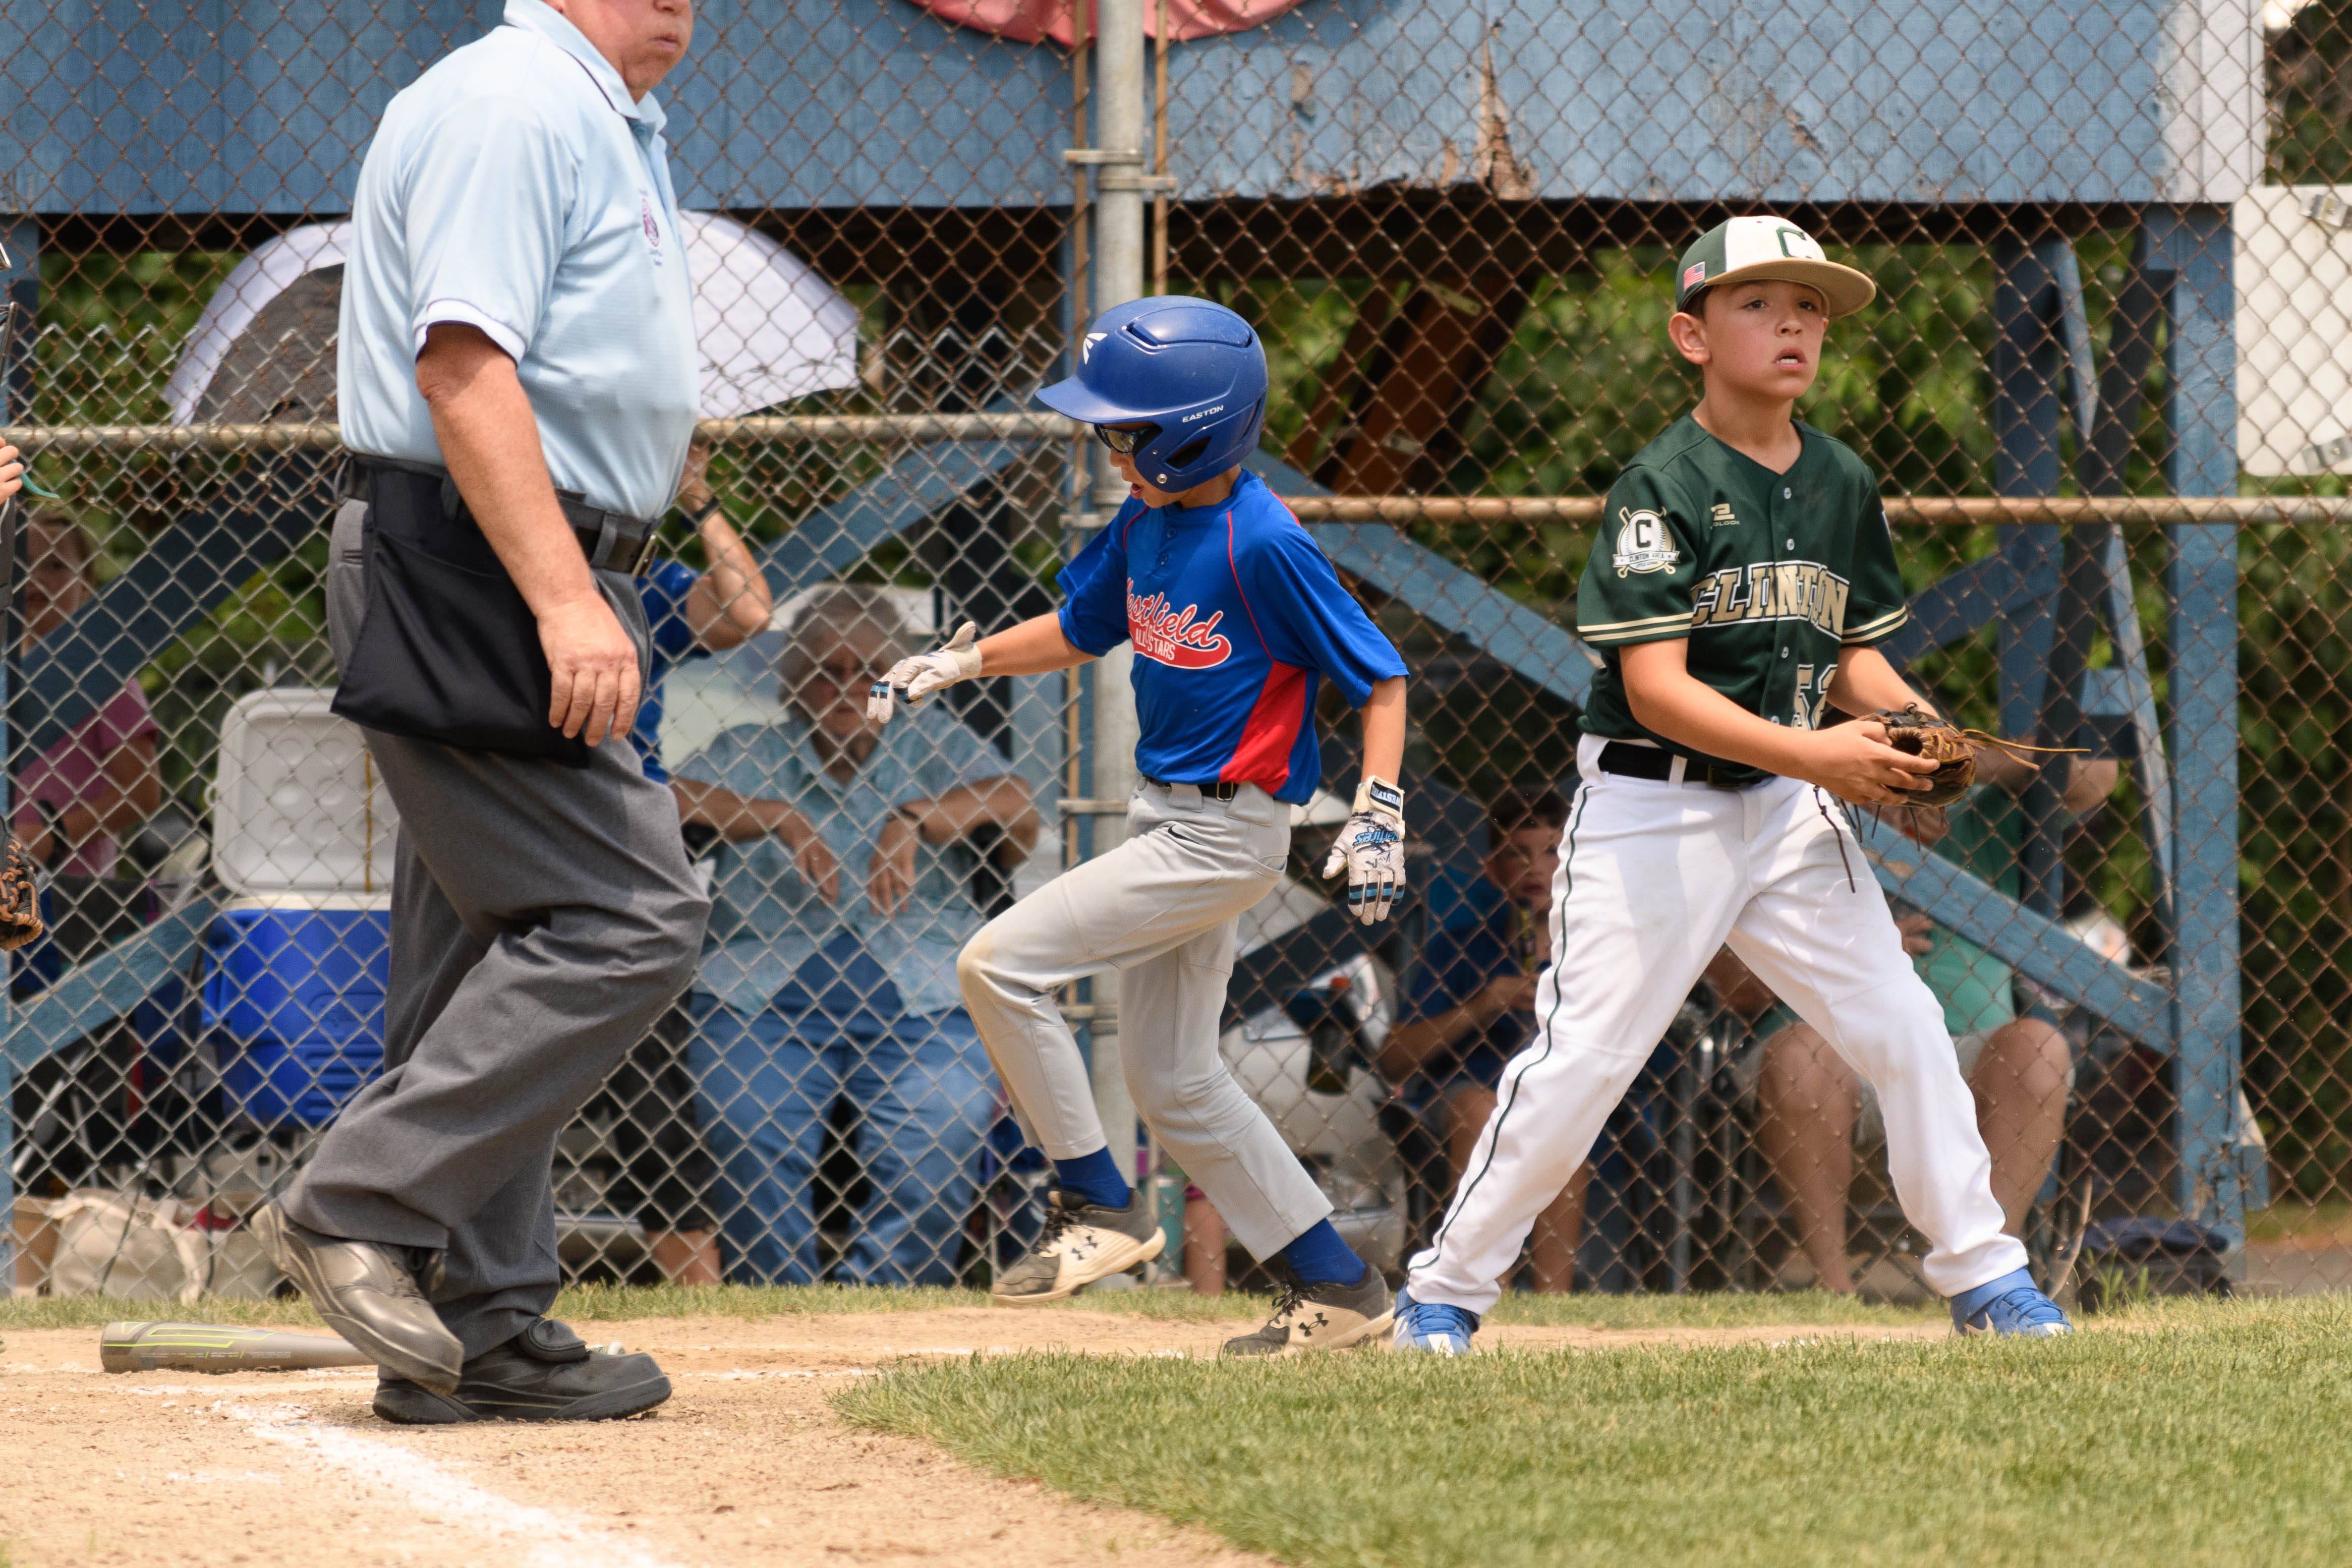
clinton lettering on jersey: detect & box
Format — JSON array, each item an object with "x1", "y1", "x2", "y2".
[
  {"x1": 1690, "y1": 560, "x2": 1852, "y2": 635},
  {"x1": 1127, "y1": 585, "x2": 1234, "y2": 669}
]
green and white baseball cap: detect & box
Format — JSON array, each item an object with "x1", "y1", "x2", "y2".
[{"x1": 1674, "y1": 216, "x2": 1875, "y2": 318}]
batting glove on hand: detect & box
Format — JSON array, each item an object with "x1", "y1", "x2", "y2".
[
  {"x1": 867, "y1": 622, "x2": 984, "y2": 724},
  {"x1": 1322, "y1": 775, "x2": 1406, "y2": 924}
]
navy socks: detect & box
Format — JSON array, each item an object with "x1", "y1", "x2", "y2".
[
  {"x1": 1053, "y1": 1147, "x2": 1133, "y2": 1211},
  {"x1": 1279, "y1": 1218, "x2": 1367, "y2": 1287}
]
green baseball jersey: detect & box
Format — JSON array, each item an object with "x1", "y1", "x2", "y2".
[{"x1": 1576, "y1": 415, "x2": 1909, "y2": 784}]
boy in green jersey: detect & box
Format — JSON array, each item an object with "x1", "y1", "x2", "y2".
[{"x1": 1394, "y1": 217, "x2": 2070, "y2": 1350}]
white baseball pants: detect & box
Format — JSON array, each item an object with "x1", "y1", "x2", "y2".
[
  {"x1": 1406, "y1": 734, "x2": 2027, "y2": 1314},
  {"x1": 957, "y1": 781, "x2": 1333, "y2": 1259}
]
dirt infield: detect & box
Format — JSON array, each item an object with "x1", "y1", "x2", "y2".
[{"x1": 0, "y1": 1306, "x2": 1946, "y2": 1567}]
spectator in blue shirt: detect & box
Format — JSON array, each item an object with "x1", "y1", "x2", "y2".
[
  {"x1": 1380, "y1": 790, "x2": 1588, "y2": 1293},
  {"x1": 675, "y1": 584, "x2": 1038, "y2": 1285},
  {"x1": 633, "y1": 439, "x2": 773, "y2": 784}
]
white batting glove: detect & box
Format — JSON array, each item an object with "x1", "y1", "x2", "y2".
[
  {"x1": 867, "y1": 622, "x2": 984, "y2": 724},
  {"x1": 1322, "y1": 775, "x2": 1406, "y2": 924}
]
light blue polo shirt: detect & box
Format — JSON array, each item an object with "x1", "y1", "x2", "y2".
[
  {"x1": 678, "y1": 708, "x2": 1018, "y2": 1019},
  {"x1": 338, "y1": 0, "x2": 699, "y2": 522}
]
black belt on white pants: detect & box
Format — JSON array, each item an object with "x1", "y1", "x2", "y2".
[{"x1": 1595, "y1": 742, "x2": 1759, "y2": 790}]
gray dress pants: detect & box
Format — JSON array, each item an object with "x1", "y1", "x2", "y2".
[{"x1": 284, "y1": 499, "x2": 710, "y2": 1356}]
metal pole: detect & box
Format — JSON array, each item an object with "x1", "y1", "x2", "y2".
[
  {"x1": 1152, "y1": 0, "x2": 1170, "y2": 298},
  {"x1": 1079, "y1": 0, "x2": 1150, "y2": 1206},
  {"x1": 2146, "y1": 208, "x2": 2255, "y2": 1245},
  {"x1": 1092, "y1": 0, "x2": 1148, "y2": 499}
]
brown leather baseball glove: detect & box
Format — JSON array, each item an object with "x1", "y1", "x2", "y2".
[
  {"x1": 1865, "y1": 704, "x2": 2087, "y2": 810},
  {"x1": 0, "y1": 833, "x2": 44, "y2": 952},
  {"x1": 1866, "y1": 704, "x2": 1979, "y2": 807}
]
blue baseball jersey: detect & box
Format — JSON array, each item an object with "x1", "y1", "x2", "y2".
[{"x1": 1057, "y1": 471, "x2": 1405, "y2": 805}]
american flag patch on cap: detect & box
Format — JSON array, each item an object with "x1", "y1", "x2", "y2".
[{"x1": 1682, "y1": 262, "x2": 1706, "y2": 289}]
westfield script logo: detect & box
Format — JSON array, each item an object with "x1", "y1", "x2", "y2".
[{"x1": 1127, "y1": 585, "x2": 1234, "y2": 668}]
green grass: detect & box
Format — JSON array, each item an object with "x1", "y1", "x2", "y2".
[
  {"x1": 836, "y1": 1295, "x2": 2352, "y2": 1568},
  {"x1": 0, "y1": 1280, "x2": 1269, "y2": 1332},
  {"x1": 546, "y1": 1281, "x2": 1273, "y2": 1324},
  {"x1": 0, "y1": 1293, "x2": 330, "y2": 1331},
  {"x1": 0, "y1": 1281, "x2": 1941, "y2": 1335},
  {"x1": 1483, "y1": 1289, "x2": 1937, "y2": 1331}
]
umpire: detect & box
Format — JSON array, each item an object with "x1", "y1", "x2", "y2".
[{"x1": 254, "y1": 0, "x2": 711, "y2": 1425}]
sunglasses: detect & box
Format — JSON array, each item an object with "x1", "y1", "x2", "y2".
[
  {"x1": 807, "y1": 658, "x2": 879, "y2": 691},
  {"x1": 1091, "y1": 422, "x2": 1160, "y2": 455}
]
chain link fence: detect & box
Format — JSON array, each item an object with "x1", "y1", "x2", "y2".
[{"x1": 7, "y1": 0, "x2": 2352, "y2": 1309}]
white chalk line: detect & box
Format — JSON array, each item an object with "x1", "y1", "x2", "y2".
[
  {"x1": 689, "y1": 1367, "x2": 876, "y2": 1381},
  {"x1": 223, "y1": 1401, "x2": 684, "y2": 1568}
]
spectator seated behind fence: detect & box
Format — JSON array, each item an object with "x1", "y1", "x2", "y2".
[
  {"x1": 675, "y1": 584, "x2": 1039, "y2": 1285},
  {"x1": 1716, "y1": 746, "x2": 2117, "y2": 1293},
  {"x1": 1380, "y1": 790, "x2": 1587, "y2": 1293},
  {"x1": 12, "y1": 511, "x2": 163, "y2": 976}
]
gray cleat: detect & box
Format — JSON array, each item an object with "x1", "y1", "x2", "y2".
[
  {"x1": 991, "y1": 1189, "x2": 1166, "y2": 1304},
  {"x1": 252, "y1": 1202, "x2": 464, "y2": 1395},
  {"x1": 1222, "y1": 1263, "x2": 1394, "y2": 1357}
]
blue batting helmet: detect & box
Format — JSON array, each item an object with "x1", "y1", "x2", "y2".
[{"x1": 1036, "y1": 296, "x2": 1269, "y2": 491}]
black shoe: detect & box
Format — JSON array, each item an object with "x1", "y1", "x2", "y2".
[
  {"x1": 1221, "y1": 1263, "x2": 1393, "y2": 1357},
  {"x1": 373, "y1": 1318, "x2": 672, "y2": 1425},
  {"x1": 253, "y1": 1202, "x2": 463, "y2": 1395}
]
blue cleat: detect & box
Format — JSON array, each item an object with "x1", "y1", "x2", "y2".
[
  {"x1": 1390, "y1": 1287, "x2": 1480, "y2": 1354},
  {"x1": 1950, "y1": 1267, "x2": 2073, "y2": 1338}
]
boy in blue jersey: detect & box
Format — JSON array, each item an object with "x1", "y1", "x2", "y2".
[{"x1": 867, "y1": 297, "x2": 1411, "y2": 1355}]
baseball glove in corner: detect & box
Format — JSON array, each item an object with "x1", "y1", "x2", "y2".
[
  {"x1": 0, "y1": 834, "x2": 44, "y2": 951},
  {"x1": 1866, "y1": 704, "x2": 1980, "y2": 807},
  {"x1": 1864, "y1": 704, "x2": 2085, "y2": 809}
]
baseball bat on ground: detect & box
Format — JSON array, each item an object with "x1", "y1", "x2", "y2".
[{"x1": 100, "y1": 1320, "x2": 376, "y2": 1373}]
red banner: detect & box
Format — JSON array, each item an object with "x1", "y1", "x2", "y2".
[{"x1": 906, "y1": 0, "x2": 1308, "y2": 47}]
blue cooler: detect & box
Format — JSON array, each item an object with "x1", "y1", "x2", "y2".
[
  {"x1": 203, "y1": 690, "x2": 402, "y2": 1130},
  {"x1": 202, "y1": 896, "x2": 391, "y2": 1125}
]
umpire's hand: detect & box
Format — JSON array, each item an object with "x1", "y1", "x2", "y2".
[
  {"x1": 540, "y1": 593, "x2": 643, "y2": 747},
  {"x1": 416, "y1": 323, "x2": 645, "y2": 749}
]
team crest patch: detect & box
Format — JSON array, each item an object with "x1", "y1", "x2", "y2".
[
  {"x1": 1612, "y1": 507, "x2": 1680, "y2": 577},
  {"x1": 1127, "y1": 585, "x2": 1234, "y2": 668}
]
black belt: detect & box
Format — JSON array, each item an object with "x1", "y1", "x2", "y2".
[
  {"x1": 343, "y1": 455, "x2": 661, "y2": 577},
  {"x1": 1596, "y1": 742, "x2": 1758, "y2": 790},
  {"x1": 1144, "y1": 776, "x2": 1241, "y2": 801}
]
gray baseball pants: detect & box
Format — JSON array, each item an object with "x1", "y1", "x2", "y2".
[
  {"x1": 956, "y1": 781, "x2": 1331, "y2": 1260},
  {"x1": 284, "y1": 499, "x2": 710, "y2": 1357}
]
